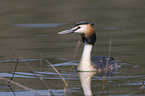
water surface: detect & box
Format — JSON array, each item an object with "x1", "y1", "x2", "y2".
[{"x1": 0, "y1": 0, "x2": 145, "y2": 96}]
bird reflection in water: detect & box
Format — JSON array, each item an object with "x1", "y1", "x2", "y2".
[{"x1": 78, "y1": 63, "x2": 119, "y2": 96}]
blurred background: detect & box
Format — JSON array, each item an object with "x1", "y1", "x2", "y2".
[{"x1": 0, "y1": 0, "x2": 145, "y2": 96}]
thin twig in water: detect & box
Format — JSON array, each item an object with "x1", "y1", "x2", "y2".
[
  {"x1": 142, "y1": 80, "x2": 145, "y2": 93},
  {"x1": 45, "y1": 60, "x2": 70, "y2": 96},
  {"x1": 4, "y1": 80, "x2": 16, "y2": 96},
  {"x1": 102, "y1": 75, "x2": 109, "y2": 95},
  {"x1": 102, "y1": 38, "x2": 113, "y2": 95},
  {"x1": 105, "y1": 38, "x2": 112, "y2": 74},
  {"x1": 73, "y1": 40, "x2": 81, "y2": 60},
  {"x1": 1, "y1": 57, "x2": 47, "y2": 96},
  {"x1": 45, "y1": 60, "x2": 68, "y2": 88},
  {"x1": 3, "y1": 58, "x2": 19, "y2": 96},
  {"x1": 108, "y1": 38, "x2": 112, "y2": 58},
  {"x1": 106, "y1": 38, "x2": 112, "y2": 66},
  {"x1": 0, "y1": 77, "x2": 45, "y2": 96},
  {"x1": 102, "y1": 75, "x2": 106, "y2": 90},
  {"x1": 103, "y1": 38, "x2": 113, "y2": 85},
  {"x1": 19, "y1": 56, "x2": 54, "y2": 96},
  {"x1": 9, "y1": 58, "x2": 19, "y2": 96},
  {"x1": 70, "y1": 40, "x2": 81, "y2": 71},
  {"x1": 39, "y1": 53, "x2": 43, "y2": 80},
  {"x1": 10, "y1": 58, "x2": 19, "y2": 81},
  {"x1": 4, "y1": 42, "x2": 54, "y2": 96},
  {"x1": 39, "y1": 53, "x2": 54, "y2": 96},
  {"x1": 65, "y1": 40, "x2": 81, "y2": 95}
]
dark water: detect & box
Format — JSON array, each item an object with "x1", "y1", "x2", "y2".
[{"x1": 0, "y1": 0, "x2": 145, "y2": 96}]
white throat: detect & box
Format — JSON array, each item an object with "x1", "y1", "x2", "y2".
[{"x1": 77, "y1": 43, "x2": 96, "y2": 71}]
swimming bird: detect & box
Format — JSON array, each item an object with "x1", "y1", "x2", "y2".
[{"x1": 58, "y1": 21, "x2": 117, "y2": 72}]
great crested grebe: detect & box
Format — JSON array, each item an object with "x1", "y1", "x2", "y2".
[{"x1": 58, "y1": 21, "x2": 117, "y2": 72}]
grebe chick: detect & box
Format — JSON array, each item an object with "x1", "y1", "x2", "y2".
[{"x1": 58, "y1": 21, "x2": 117, "y2": 72}]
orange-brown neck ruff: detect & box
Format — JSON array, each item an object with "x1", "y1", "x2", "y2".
[{"x1": 84, "y1": 24, "x2": 95, "y2": 37}]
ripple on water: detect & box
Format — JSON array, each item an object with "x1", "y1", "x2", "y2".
[
  {"x1": 0, "y1": 59, "x2": 78, "y2": 79},
  {"x1": 93, "y1": 75, "x2": 145, "y2": 81},
  {"x1": 0, "y1": 89, "x2": 79, "y2": 96},
  {"x1": 47, "y1": 61, "x2": 78, "y2": 67},
  {"x1": 13, "y1": 23, "x2": 66, "y2": 28},
  {"x1": 0, "y1": 59, "x2": 40, "y2": 63},
  {"x1": 0, "y1": 73, "x2": 35, "y2": 78}
]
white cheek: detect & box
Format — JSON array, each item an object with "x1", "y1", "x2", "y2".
[
  {"x1": 74, "y1": 29, "x2": 84, "y2": 34},
  {"x1": 74, "y1": 26, "x2": 87, "y2": 34}
]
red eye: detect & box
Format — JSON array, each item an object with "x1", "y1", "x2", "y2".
[{"x1": 78, "y1": 26, "x2": 81, "y2": 29}]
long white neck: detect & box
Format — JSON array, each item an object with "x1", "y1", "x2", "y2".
[{"x1": 77, "y1": 43, "x2": 96, "y2": 71}]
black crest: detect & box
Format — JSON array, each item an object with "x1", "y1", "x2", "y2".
[{"x1": 73, "y1": 21, "x2": 95, "y2": 27}]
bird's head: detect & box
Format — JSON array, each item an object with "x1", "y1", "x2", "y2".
[{"x1": 58, "y1": 21, "x2": 96, "y2": 45}]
